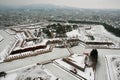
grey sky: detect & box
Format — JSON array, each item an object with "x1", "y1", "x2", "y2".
[{"x1": 0, "y1": 0, "x2": 120, "y2": 9}]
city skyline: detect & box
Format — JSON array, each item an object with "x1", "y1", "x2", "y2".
[{"x1": 0, "y1": 0, "x2": 120, "y2": 9}]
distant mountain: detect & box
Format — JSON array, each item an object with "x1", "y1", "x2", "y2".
[
  {"x1": 0, "y1": 5, "x2": 12, "y2": 10},
  {"x1": 22, "y1": 4, "x2": 61, "y2": 9},
  {"x1": 0, "y1": 3, "x2": 120, "y2": 11},
  {"x1": 0, "y1": 4, "x2": 66, "y2": 10}
]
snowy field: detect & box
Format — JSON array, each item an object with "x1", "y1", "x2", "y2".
[
  {"x1": 105, "y1": 55, "x2": 120, "y2": 80},
  {"x1": 1, "y1": 65, "x2": 61, "y2": 80},
  {"x1": 0, "y1": 72, "x2": 17, "y2": 80},
  {"x1": 54, "y1": 54, "x2": 94, "y2": 80},
  {"x1": 0, "y1": 30, "x2": 16, "y2": 61},
  {"x1": 0, "y1": 30, "x2": 16, "y2": 53},
  {"x1": 16, "y1": 65, "x2": 60, "y2": 80},
  {"x1": 0, "y1": 48, "x2": 70, "y2": 72},
  {"x1": 1, "y1": 60, "x2": 82, "y2": 80},
  {"x1": 66, "y1": 25, "x2": 120, "y2": 48},
  {"x1": 96, "y1": 25, "x2": 120, "y2": 43},
  {"x1": 0, "y1": 34, "x2": 3, "y2": 42},
  {"x1": 70, "y1": 44, "x2": 85, "y2": 54},
  {"x1": 0, "y1": 24, "x2": 120, "y2": 80},
  {"x1": 5, "y1": 29, "x2": 16, "y2": 35},
  {"x1": 85, "y1": 49, "x2": 120, "y2": 80},
  {"x1": 45, "y1": 63, "x2": 80, "y2": 80}
]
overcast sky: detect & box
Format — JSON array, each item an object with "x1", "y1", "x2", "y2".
[{"x1": 0, "y1": 0, "x2": 120, "y2": 9}]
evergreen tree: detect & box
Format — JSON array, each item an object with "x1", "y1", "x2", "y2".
[{"x1": 90, "y1": 49, "x2": 98, "y2": 61}]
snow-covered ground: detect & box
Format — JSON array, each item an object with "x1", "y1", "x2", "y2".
[
  {"x1": 0, "y1": 48, "x2": 70, "y2": 72},
  {"x1": 105, "y1": 55, "x2": 120, "y2": 80},
  {"x1": 16, "y1": 65, "x2": 60, "y2": 80},
  {"x1": 85, "y1": 49, "x2": 120, "y2": 80},
  {"x1": 45, "y1": 63, "x2": 80, "y2": 80},
  {"x1": 0, "y1": 30, "x2": 16, "y2": 52},
  {"x1": 66, "y1": 25, "x2": 120, "y2": 48},
  {"x1": 66, "y1": 54, "x2": 86, "y2": 69},
  {"x1": 1, "y1": 65, "x2": 61, "y2": 80},
  {"x1": 13, "y1": 38, "x2": 61, "y2": 51},
  {"x1": 54, "y1": 54, "x2": 94, "y2": 80},
  {"x1": 6, "y1": 45, "x2": 51, "y2": 60},
  {"x1": 66, "y1": 29, "x2": 80, "y2": 38},
  {"x1": 1, "y1": 73, "x2": 17, "y2": 80},
  {"x1": 94, "y1": 25, "x2": 120, "y2": 43},
  {"x1": 5, "y1": 29, "x2": 16, "y2": 35},
  {"x1": 0, "y1": 34, "x2": 3, "y2": 42},
  {"x1": 70, "y1": 44, "x2": 85, "y2": 54},
  {"x1": 0, "y1": 30, "x2": 16, "y2": 61},
  {"x1": 0, "y1": 24, "x2": 120, "y2": 80},
  {"x1": 0, "y1": 45, "x2": 11, "y2": 60},
  {"x1": 66, "y1": 25, "x2": 111, "y2": 42}
]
